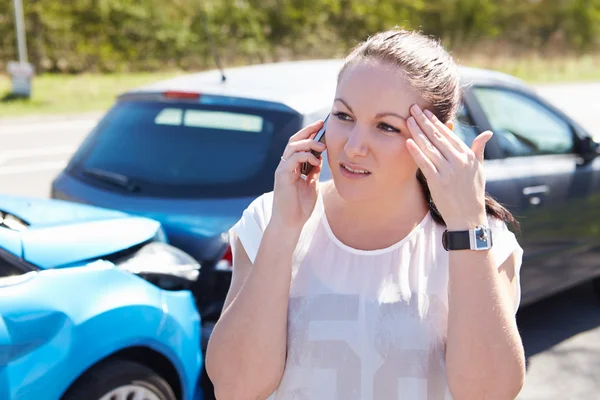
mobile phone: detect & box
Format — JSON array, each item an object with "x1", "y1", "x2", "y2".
[{"x1": 301, "y1": 114, "x2": 329, "y2": 176}]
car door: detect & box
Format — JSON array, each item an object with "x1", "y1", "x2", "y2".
[
  {"x1": 453, "y1": 96, "x2": 532, "y2": 231},
  {"x1": 0, "y1": 252, "x2": 38, "y2": 400},
  {"x1": 468, "y1": 85, "x2": 600, "y2": 305},
  {"x1": 0, "y1": 303, "x2": 10, "y2": 400},
  {"x1": 0, "y1": 268, "x2": 12, "y2": 399}
]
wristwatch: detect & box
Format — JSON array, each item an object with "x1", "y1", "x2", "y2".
[{"x1": 442, "y1": 225, "x2": 493, "y2": 251}]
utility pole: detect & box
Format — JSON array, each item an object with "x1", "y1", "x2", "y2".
[
  {"x1": 14, "y1": 0, "x2": 28, "y2": 64},
  {"x1": 8, "y1": 0, "x2": 34, "y2": 98}
]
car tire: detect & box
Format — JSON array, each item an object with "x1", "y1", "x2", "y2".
[{"x1": 62, "y1": 358, "x2": 176, "y2": 400}]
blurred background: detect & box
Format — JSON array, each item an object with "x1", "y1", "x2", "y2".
[
  {"x1": 1, "y1": 1, "x2": 600, "y2": 400},
  {"x1": 1, "y1": 0, "x2": 599, "y2": 115}
]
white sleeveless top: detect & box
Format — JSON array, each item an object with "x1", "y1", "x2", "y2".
[{"x1": 230, "y1": 186, "x2": 523, "y2": 400}]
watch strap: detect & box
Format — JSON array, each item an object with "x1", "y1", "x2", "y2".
[
  {"x1": 442, "y1": 225, "x2": 493, "y2": 251},
  {"x1": 442, "y1": 230, "x2": 471, "y2": 251}
]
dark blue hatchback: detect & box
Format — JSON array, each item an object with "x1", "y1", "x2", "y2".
[
  {"x1": 51, "y1": 59, "x2": 342, "y2": 331},
  {"x1": 52, "y1": 98, "x2": 307, "y2": 323}
]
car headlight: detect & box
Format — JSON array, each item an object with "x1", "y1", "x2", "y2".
[
  {"x1": 153, "y1": 226, "x2": 168, "y2": 243},
  {"x1": 117, "y1": 242, "x2": 200, "y2": 290}
]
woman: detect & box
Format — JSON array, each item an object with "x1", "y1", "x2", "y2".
[{"x1": 206, "y1": 29, "x2": 526, "y2": 400}]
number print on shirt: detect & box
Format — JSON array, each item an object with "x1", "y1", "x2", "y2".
[
  {"x1": 277, "y1": 293, "x2": 449, "y2": 400},
  {"x1": 282, "y1": 294, "x2": 362, "y2": 400},
  {"x1": 372, "y1": 297, "x2": 448, "y2": 399}
]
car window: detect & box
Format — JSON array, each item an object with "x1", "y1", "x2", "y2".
[
  {"x1": 69, "y1": 101, "x2": 303, "y2": 198},
  {"x1": 453, "y1": 103, "x2": 479, "y2": 148},
  {"x1": 0, "y1": 258, "x2": 23, "y2": 277},
  {"x1": 155, "y1": 108, "x2": 265, "y2": 132},
  {"x1": 472, "y1": 87, "x2": 574, "y2": 157}
]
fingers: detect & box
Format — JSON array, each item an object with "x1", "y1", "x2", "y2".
[
  {"x1": 282, "y1": 138, "x2": 326, "y2": 161},
  {"x1": 277, "y1": 120, "x2": 327, "y2": 181},
  {"x1": 277, "y1": 150, "x2": 321, "y2": 176},
  {"x1": 471, "y1": 131, "x2": 493, "y2": 163},
  {"x1": 305, "y1": 162, "x2": 322, "y2": 184},
  {"x1": 288, "y1": 119, "x2": 325, "y2": 143},
  {"x1": 289, "y1": 151, "x2": 321, "y2": 167},
  {"x1": 406, "y1": 138, "x2": 437, "y2": 178},
  {"x1": 422, "y1": 109, "x2": 469, "y2": 152},
  {"x1": 408, "y1": 105, "x2": 458, "y2": 162},
  {"x1": 407, "y1": 115, "x2": 445, "y2": 170}
]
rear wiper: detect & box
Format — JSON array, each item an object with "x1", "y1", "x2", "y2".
[{"x1": 82, "y1": 168, "x2": 140, "y2": 192}]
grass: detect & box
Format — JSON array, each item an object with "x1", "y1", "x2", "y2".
[
  {"x1": 0, "y1": 71, "x2": 180, "y2": 118},
  {"x1": 458, "y1": 53, "x2": 600, "y2": 83},
  {"x1": 1, "y1": 53, "x2": 600, "y2": 118}
]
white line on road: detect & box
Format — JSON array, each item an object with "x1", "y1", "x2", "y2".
[
  {"x1": 0, "y1": 146, "x2": 76, "y2": 160},
  {"x1": 0, "y1": 161, "x2": 67, "y2": 175},
  {"x1": 0, "y1": 120, "x2": 98, "y2": 136}
]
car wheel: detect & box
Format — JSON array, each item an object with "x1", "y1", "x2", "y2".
[{"x1": 62, "y1": 358, "x2": 176, "y2": 400}]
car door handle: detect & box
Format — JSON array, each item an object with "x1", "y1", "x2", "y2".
[
  {"x1": 523, "y1": 185, "x2": 550, "y2": 206},
  {"x1": 523, "y1": 185, "x2": 550, "y2": 196}
]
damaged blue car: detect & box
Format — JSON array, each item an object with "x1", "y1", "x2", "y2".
[{"x1": 0, "y1": 195, "x2": 204, "y2": 400}]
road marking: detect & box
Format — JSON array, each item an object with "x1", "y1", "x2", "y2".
[
  {"x1": 0, "y1": 146, "x2": 76, "y2": 161},
  {"x1": 0, "y1": 161, "x2": 67, "y2": 175},
  {"x1": 0, "y1": 120, "x2": 97, "y2": 136}
]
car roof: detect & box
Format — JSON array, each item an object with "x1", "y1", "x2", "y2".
[{"x1": 127, "y1": 59, "x2": 532, "y2": 116}]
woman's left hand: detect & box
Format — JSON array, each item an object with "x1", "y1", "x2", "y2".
[{"x1": 405, "y1": 104, "x2": 493, "y2": 230}]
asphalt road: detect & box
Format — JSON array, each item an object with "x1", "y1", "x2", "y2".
[
  {"x1": 0, "y1": 112, "x2": 100, "y2": 198},
  {"x1": 0, "y1": 82, "x2": 599, "y2": 399}
]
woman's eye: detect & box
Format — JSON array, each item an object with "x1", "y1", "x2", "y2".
[
  {"x1": 333, "y1": 112, "x2": 352, "y2": 121},
  {"x1": 378, "y1": 123, "x2": 401, "y2": 133}
]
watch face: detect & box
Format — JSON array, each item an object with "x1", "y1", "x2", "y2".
[{"x1": 474, "y1": 227, "x2": 492, "y2": 250}]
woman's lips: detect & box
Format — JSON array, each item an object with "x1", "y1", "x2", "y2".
[{"x1": 340, "y1": 163, "x2": 372, "y2": 178}]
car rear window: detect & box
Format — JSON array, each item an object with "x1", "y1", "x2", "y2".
[{"x1": 68, "y1": 100, "x2": 302, "y2": 198}]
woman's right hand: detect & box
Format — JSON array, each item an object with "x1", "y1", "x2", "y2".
[{"x1": 271, "y1": 119, "x2": 327, "y2": 232}]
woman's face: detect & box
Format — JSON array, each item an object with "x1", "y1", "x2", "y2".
[{"x1": 326, "y1": 60, "x2": 426, "y2": 202}]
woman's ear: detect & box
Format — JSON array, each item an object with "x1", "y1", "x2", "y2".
[{"x1": 445, "y1": 120, "x2": 454, "y2": 131}]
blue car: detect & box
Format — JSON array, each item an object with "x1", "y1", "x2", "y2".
[{"x1": 0, "y1": 195, "x2": 203, "y2": 400}]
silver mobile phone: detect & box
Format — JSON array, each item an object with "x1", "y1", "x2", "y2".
[{"x1": 301, "y1": 114, "x2": 329, "y2": 176}]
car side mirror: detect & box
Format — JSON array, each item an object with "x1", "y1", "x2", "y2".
[{"x1": 578, "y1": 136, "x2": 600, "y2": 162}]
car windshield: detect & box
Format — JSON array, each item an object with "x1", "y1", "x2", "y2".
[{"x1": 69, "y1": 100, "x2": 302, "y2": 198}]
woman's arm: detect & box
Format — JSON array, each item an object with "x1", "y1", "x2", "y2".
[
  {"x1": 206, "y1": 119, "x2": 326, "y2": 400},
  {"x1": 205, "y1": 222, "x2": 301, "y2": 400},
  {"x1": 445, "y1": 217, "x2": 526, "y2": 400},
  {"x1": 404, "y1": 105, "x2": 526, "y2": 399}
]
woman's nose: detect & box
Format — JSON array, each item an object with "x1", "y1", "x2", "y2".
[{"x1": 343, "y1": 126, "x2": 369, "y2": 159}]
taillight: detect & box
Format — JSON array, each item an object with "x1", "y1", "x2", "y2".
[
  {"x1": 215, "y1": 245, "x2": 233, "y2": 271},
  {"x1": 162, "y1": 90, "x2": 201, "y2": 100}
]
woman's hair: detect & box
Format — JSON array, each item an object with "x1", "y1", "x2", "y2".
[{"x1": 339, "y1": 28, "x2": 519, "y2": 231}]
